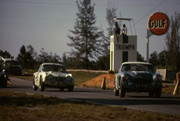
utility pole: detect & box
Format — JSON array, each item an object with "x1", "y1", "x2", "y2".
[{"x1": 146, "y1": 29, "x2": 153, "y2": 62}]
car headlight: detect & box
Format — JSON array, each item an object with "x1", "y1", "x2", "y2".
[
  {"x1": 153, "y1": 73, "x2": 162, "y2": 81},
  {"x1": 4, "y1": 74, "x2": 6, "y2": 78},
  {"x1": 67, "y1": 76, "x2": 72, "y2": 81},
  {"x1": 123, "y1": 74, "x2": 130, "y2": 80}
]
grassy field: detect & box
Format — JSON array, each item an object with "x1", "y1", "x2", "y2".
[{"x1": 0, "y1": 90, "x2": 179, "y2": 121}]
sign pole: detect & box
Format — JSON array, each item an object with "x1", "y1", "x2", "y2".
[
  {"x1": 146, "y1": 29, "x2": 153, "y2": 62},
  {"x1": 146, "y1": 37, "x2": 149, "y2": 62}
]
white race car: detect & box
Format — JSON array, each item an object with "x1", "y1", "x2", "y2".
[{"x1": 33, "y1": 63, "x2": 74, "y2": 91}]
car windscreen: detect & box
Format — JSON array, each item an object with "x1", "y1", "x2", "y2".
[
  {"x1": 42, "y1": 65, "x2": 65, "y2": 72},
  {"x1": 121, "y1": 64, "x2": 154, "y2": 73}
]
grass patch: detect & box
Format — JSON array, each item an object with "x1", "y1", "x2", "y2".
[
  {"x1": 69, "y1": 71, "x2": 105, "y2": 86},
  {"x1": 0, "y1": 90, "x2": 179, "y2": 121}
]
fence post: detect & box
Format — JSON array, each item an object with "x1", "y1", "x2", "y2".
[{"x1": 173, "y1": 72, "x2": 180, "y2": 95}]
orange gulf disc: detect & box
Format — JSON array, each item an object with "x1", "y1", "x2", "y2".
[{"x1": 148, "y1": 12, "x2": 169, "y2": 35}]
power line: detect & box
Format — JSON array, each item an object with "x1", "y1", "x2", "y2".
[
  {"x1": 134, "y1": 0, "x2": 166, "y2": 26},
  {"x1": 0, "y1": 0, "x2": 76, "y2": 6}
]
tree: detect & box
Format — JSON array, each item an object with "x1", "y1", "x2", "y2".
[
  {"x1": 95, "y1": 54, "x2": 110, "y2": 70},
  {"x1": 0, "y1": 50, "x2": 11, "y2": 70},
  {"x1": 37, "y1": 48, "x2": 49, "y2": 63},
  {"x1": 17, "y1": 45, "x2": 26, "y2": 68},
  {"x1": 137, "y1": 52, "x2": 144, "y2": 62},
  {"x1": 158, "y1": 50, "x2": 167, "y2": 68},
  {"x1": 149, "y1": 51, "x2": 158, "y2": 67},
  {"x1": 37, "y1": 48, "x2": 61, "y2": 64},
  {"x1": 62, "y1": 53, "x2": 68, "y2": 67},
  {"x1": 0, "y1": 50, "x2": 11, "y2": 59},
  {"x1": 101, "y1": 3, "x2": 118, "y2": 56},
  {"x1": 68, "y1": 0, "x2": 103, "y2": 69},
  {"x1": 106, "y1": 3, "x2": 117, "y2": 37},
  {"x1": 17, "y1": 45, "x2": 36, "y2": 69},
  {"x1": 92, "y1": 3, "x2": 118, "y2": 70},
  {"x1": 166, "y1": 12, "x2": 180, "y2": 71}
]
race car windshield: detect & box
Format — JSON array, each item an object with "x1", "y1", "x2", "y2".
[
  {"x1": 121, "y1": 64, "x2": 154, "y2": 72},
  {"x1": 42, "y1": 65, "x2": 65, "y2": 72}
]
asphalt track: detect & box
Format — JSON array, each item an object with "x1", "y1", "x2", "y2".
[{"x1": 1, "y1": 77, "x2": 180, "y2": 116}]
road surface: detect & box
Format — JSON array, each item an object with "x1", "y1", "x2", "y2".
[{"x1": 1, "y1": 77, "x2": 180, "y2": 116}]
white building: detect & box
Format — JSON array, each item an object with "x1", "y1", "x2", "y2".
[{"x1": 110, "y1": 35, "x2": 137, "y2": 72}]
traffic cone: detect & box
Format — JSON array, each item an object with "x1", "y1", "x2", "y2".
[{"x1": 101, "y1": 77, "x2": 106, "y2": 89}]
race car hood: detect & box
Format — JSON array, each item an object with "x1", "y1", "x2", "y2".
[
  {"x1": 126, "y1": 71, "x2": 153, "y2": 80},
  {"x1": 46, "y1": 71, "x2": 72, "y2": 78}
]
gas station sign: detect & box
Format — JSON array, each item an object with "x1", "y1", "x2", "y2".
[{"x1": 148, "y1": 12, "x2": 169, "y2": 35}]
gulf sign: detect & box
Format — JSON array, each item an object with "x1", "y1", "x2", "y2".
[{"x1": 148, "y1": 12, "x2": 169, "y2": 35}]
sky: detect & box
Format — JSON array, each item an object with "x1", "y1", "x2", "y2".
[{"x1": 0, "y1": 0, "x2": 180, "y2": 60}]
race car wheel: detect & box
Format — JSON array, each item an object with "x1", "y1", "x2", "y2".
[
  {"x1": 119, "y1": 84, "x2": 125, "y2": 98},
  {"x1": 68, "y1": 85, "x2": 74, "y2": 91},
  {"x1": 33, "y1": 79, "x2": 38, "y2": 91},
  {"x1": 114, "y1": 87, "x2": 119, "y2": 96},
  {"x1": 39, "y1": 77, "x2": 45, "y2": 91}
]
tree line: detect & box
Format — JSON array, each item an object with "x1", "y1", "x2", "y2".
[
  {"x1": 0, "y1": 0, "x2": 180, "y2": 71},
  {"x1": 150, "y1": 12, "x2": 180, "y2": 71},
  {"x1": 0, "y1": 45, "x2": 142, "y2": 70}
]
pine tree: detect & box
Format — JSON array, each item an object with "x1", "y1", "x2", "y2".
[
  {"x1": 106, "y1": 3, "x2": 117, "y2": 37},
  {"x1": 17, "y1": 45, "x2": 26, "y2": 68},
  {"x1": 68, "y1": 0, "x2": 103, "y2": 69},
  {"x1": 17, "y1": 45, "x2": 36, "y2": 69},
  {"x1": 166, "y1": 12, "x2": 180, "y2": 71}
]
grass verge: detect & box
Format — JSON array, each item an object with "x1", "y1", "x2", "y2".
[
  {"x1": 0, "y1": 90, "x2": 179, "y2": 121},
  {"x1": 70, "y1": 71, "x2": 105, "y2": 85}
]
